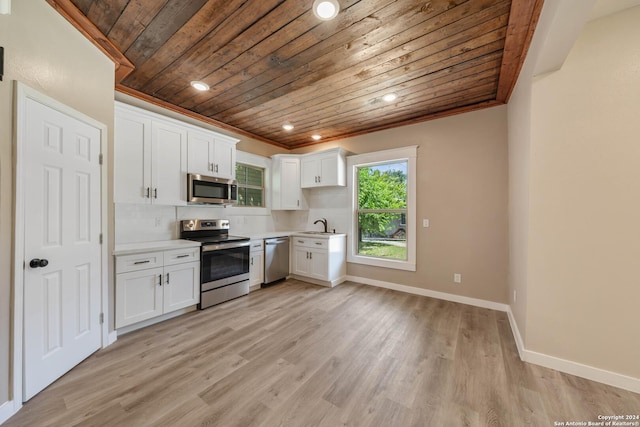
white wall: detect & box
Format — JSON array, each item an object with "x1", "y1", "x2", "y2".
[
  {"x1": 526, "y1": 6, "x2": 640, "y2": 379},
  {"x1": 509, "y1": 0, "x2": 640, "y2": 388},
  {"x1": 0, "y1": 0, "x2": 115, "y2": 413}
]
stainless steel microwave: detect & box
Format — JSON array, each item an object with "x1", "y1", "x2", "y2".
[{"x1": 187, "y1": 174, "x2": 238, "y2": 205}]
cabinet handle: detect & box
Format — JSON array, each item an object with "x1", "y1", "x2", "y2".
[
  {"x1": 251, "y1": 258, "x2": 254, "y2": 266},
  {"x1": 315, "y1": 242, "x2": 322, "y2": 245},
  {"x1": 159, "y1": 274, "x2": 162, "y2": 286},
  {"x1": 318, "y1": 176, "x2": 321, "y2": 183},
  {"x1": 166, "y1": 273, "x2": 170, "y2": 284},
  {"x1": 209, "y1": 163, "x2": 213, "y2": 172},
  {"x1": 297, "y1": 200, "x2": 300, "y2": 207},
  {"x1": 154, "y1": 188, "x2": 158, "y2": 199},
  {"x1": 310, "y1": 252, "x2": 313, "y2": 260},
  {"x1": 146, "y1": 187, "x2": 150, "y2": 198},
  {"x1": 306, "y1": 252, "x2": 309, "y2": 259},
  {"x1": 298, "y1": 240, "x2": 304, "y2": 244},
  {"x1": 134, "y1": 260, "x2": 150, "y2": 265},
  {"x1": 176, "y1": 254, "x2": 190, "y2": 259},
  {"x1": 215, "y1": 164, "x2": 219, "y2": 173}
]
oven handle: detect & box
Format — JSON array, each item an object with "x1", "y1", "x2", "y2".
[{"x1": 202, "y1": 241, "x2": 251, "y2": 252}]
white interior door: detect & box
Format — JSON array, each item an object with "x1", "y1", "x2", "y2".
[{"x1": 22, "y1": 97, "x2": 102, "y2": 401}]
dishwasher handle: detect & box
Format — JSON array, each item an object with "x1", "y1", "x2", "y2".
[{"x1": 266, "y1": 238, "x2": 289, "y2": 245}]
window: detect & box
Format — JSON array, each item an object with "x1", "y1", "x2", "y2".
[
  {"x1": 348, "y1": 146, "x2": 417, "y2": 271},
  {"x1": 235, "y1": 163, "x2": 265, "y2": 207},
  {"x1": 356, "y1": 161, "x2": 408, "y2": 260}
]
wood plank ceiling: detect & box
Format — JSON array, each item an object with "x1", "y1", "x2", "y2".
[{"x1": 49, "y1": 0, "x2": 543, "y2": 148}]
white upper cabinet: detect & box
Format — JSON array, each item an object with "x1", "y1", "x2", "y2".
[
  {"x1": 114, "y1": 109, "x2": 152, "y2": 204},
  {"x1": 300, "y1": 148, "x2": 347, "y2": 188},
  {"x1": 115, "y1": 101, "x2": 238, "y2": 206},
  {"x1": 152, "y1": 121, "x2": 187, "y2": 205},
  {"x1": 187, "y1": 130, "x2": 237, "y2": 180},
  {"x1": 271, "y1": 155, "x2": 307, "y2": 210}
]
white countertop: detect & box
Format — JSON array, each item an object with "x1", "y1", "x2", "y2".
[
  {"x1": 239, "y1": 231, "x2": 300, "y2": 240},
  {"x1": 113, "y1": 239, "x2": 201, "y2": 256},
  {"x1": 240, "y1": 231, "x2": 347, "y2": 240}
]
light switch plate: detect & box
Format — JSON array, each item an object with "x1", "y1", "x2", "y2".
[
  {"x1": 454, "y1": 273, "x2": 462, "y2": 283},
  {"x1": 423, "y1": 219, "x2": 429, "y2": 228}
]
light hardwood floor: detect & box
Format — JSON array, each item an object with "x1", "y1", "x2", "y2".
[{"x1": 6, "y1": 280, "x2": 640, "y2": 426}]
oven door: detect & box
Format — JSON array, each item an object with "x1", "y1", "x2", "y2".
[{"x1": 201, "y1": 241, "x2": 250, "y2": 291}]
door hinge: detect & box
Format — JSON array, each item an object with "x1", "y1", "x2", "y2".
[
  {"x1": 99, "y1": 233, "x2": 103, "y2": 244},
  {"x1": 99, "y1": 153, "x2": 103, "y2": 165},
  {"x1": 99, "y1": 313, "x2": 104, "y2": 324}
]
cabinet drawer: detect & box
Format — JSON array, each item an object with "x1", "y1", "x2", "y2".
[
  {"x1": 250, "y1": 240, "x2": 264, "y2": 253},
  {"x1": 116, "y1": 252, "x2": 164, "y2": 274},
  {"x1": 293, "y1": 238, "x2": 328, "y2": 250},
  {"x1": 164, "y1": 247, "x2": 200, "y2": 266}
]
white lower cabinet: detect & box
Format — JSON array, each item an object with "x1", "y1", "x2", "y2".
[
  {"x1": 249, "y1": 240, "x2": 264, "y2": 289},
  {"x1": 116, "y1": 247, "x2": 200, "y2": 328},
  {"x1": 291, "y1": 235, "x2": 346, "y2": 287}
]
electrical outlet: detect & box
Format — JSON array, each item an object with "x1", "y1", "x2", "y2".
[
  {"x1": 423, "y1": 219, "x2": 429, "y2": 228},
  {"x1": 454, "y1": 273, "x2": 461, "y2": 283}
]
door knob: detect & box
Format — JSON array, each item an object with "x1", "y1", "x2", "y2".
[{"x1": 29, "y1": 258, "x2": 49, "y2": 268}]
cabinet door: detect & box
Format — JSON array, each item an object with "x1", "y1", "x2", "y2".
[
  {"x1": 249, "y1": 251, "x2": 264, "y2": 287},
  {"x1": 309, "y1": 249, "x2": 329, "y2": 281},
  {"x1": 281, "y1": 157, "x2": 303, "y2": 209},
  {"x1": 116, "y1": 267, "x2": 163, "y2": 328},
  {"x1": 212, "y1": 140, "x2": 236, "y2": 179},
  {"x1": 301, "y1": 157, "x2": 319, "y2": 188},
  {"x1": 187, "y1": 131, "x2": 214, "y2": 176},
  {"x1": 114, "y1": 113, "x2": 152, "y2": 203},
  {"x1": 318, "y1": 155, "x2": 339, "y2": 186},
  {"x1": 163, "y1": 262, "x2": 200, "y2": 313},
  {"x1": 152, "y1": 121, "x2": 187, "y2": 206},
  {"x1": 293, "y1": 247, "x2": 311, "y2": 276}
]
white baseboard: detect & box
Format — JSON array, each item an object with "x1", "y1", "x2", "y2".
[
  {"x1": 107, "y1": 331, "x2": 118, "y2": 346},
  {"x1": 506, "y1": 308, "x2": 640, "y2": 394},
  {"x1": 345, "y1": 275, "x2": 509, "y2": 312},
  {"x1": 0, "y1": 400, "x2": 19, "y2": 425},
  {"x1": 116, "y1": 306, "x2": 197, "y2": 336}
]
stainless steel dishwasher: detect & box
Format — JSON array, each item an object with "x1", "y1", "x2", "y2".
[{"x1": 263, "y1": 236, "x2": 290, "y2": 286}]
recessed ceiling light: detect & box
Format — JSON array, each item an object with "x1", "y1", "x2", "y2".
[
  {"x1": 312, "y1": 134, "x2": 322, "y2": 140},
  {"x1": 382, "y1": 93, "x2": 397, "y2": 102},
  {"x1": 283, "y1": 124, "x2": 294, "y2": 131},
  {"x1": 313, "y1": 0, "x2": 340, "y2": 20},
  {"x1": 190, "y1": 81, "x2": 209, "y2": 91}
]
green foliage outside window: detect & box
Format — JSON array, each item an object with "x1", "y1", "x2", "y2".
[{"x1": 356, "y1": 162, "x2": 408, "y2": 260}]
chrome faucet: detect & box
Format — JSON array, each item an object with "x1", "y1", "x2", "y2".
[{"x1": 314, "y1": 218, "x2": 328, "y2": 233}]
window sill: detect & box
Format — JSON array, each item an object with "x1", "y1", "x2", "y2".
[{"x1": 347, "y1": 254, "x2": 416, "y2": 272}]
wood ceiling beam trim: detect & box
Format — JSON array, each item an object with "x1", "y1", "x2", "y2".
[
  {"x1": 115, "y1": 85, "x2": 288, "y2": 150},
  {"x1": 289, "y1": 100, "x2": 504, "y2": 148},
  {"x1": 47, "y1": 0, "x2": 135, "y2": 83},
  {"x1": 259, "y1": 78, "x2": 500, "y2": 140},
  {"x1": 496, "y1": 0, "x2": 544, "y2": 101}
]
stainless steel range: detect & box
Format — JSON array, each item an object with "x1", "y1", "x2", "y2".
[{"x1": 180, "y1": 219, "x2": 250, "y2": 309}]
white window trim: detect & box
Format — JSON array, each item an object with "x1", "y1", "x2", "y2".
[
  {"x1": 224, "y1": 151, "x2": 271, "y2": 216},
  {"x1": 347, "y1": 146, "x2": 417, "y2": 271}
]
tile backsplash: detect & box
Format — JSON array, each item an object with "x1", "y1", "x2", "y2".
[{"x1": 115, "y1": 187, "x2": 351, "y2": 244}]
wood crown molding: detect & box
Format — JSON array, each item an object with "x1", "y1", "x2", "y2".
[
  {"x1": 116, "y1": 85, "x2": 289, "y2": 149},
  {"x1": 496, "y1": 0, "x2": 545, "y2": 102},
  {"x1": 46, "y1": 0, "x2": 134, "y2": 82}
]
